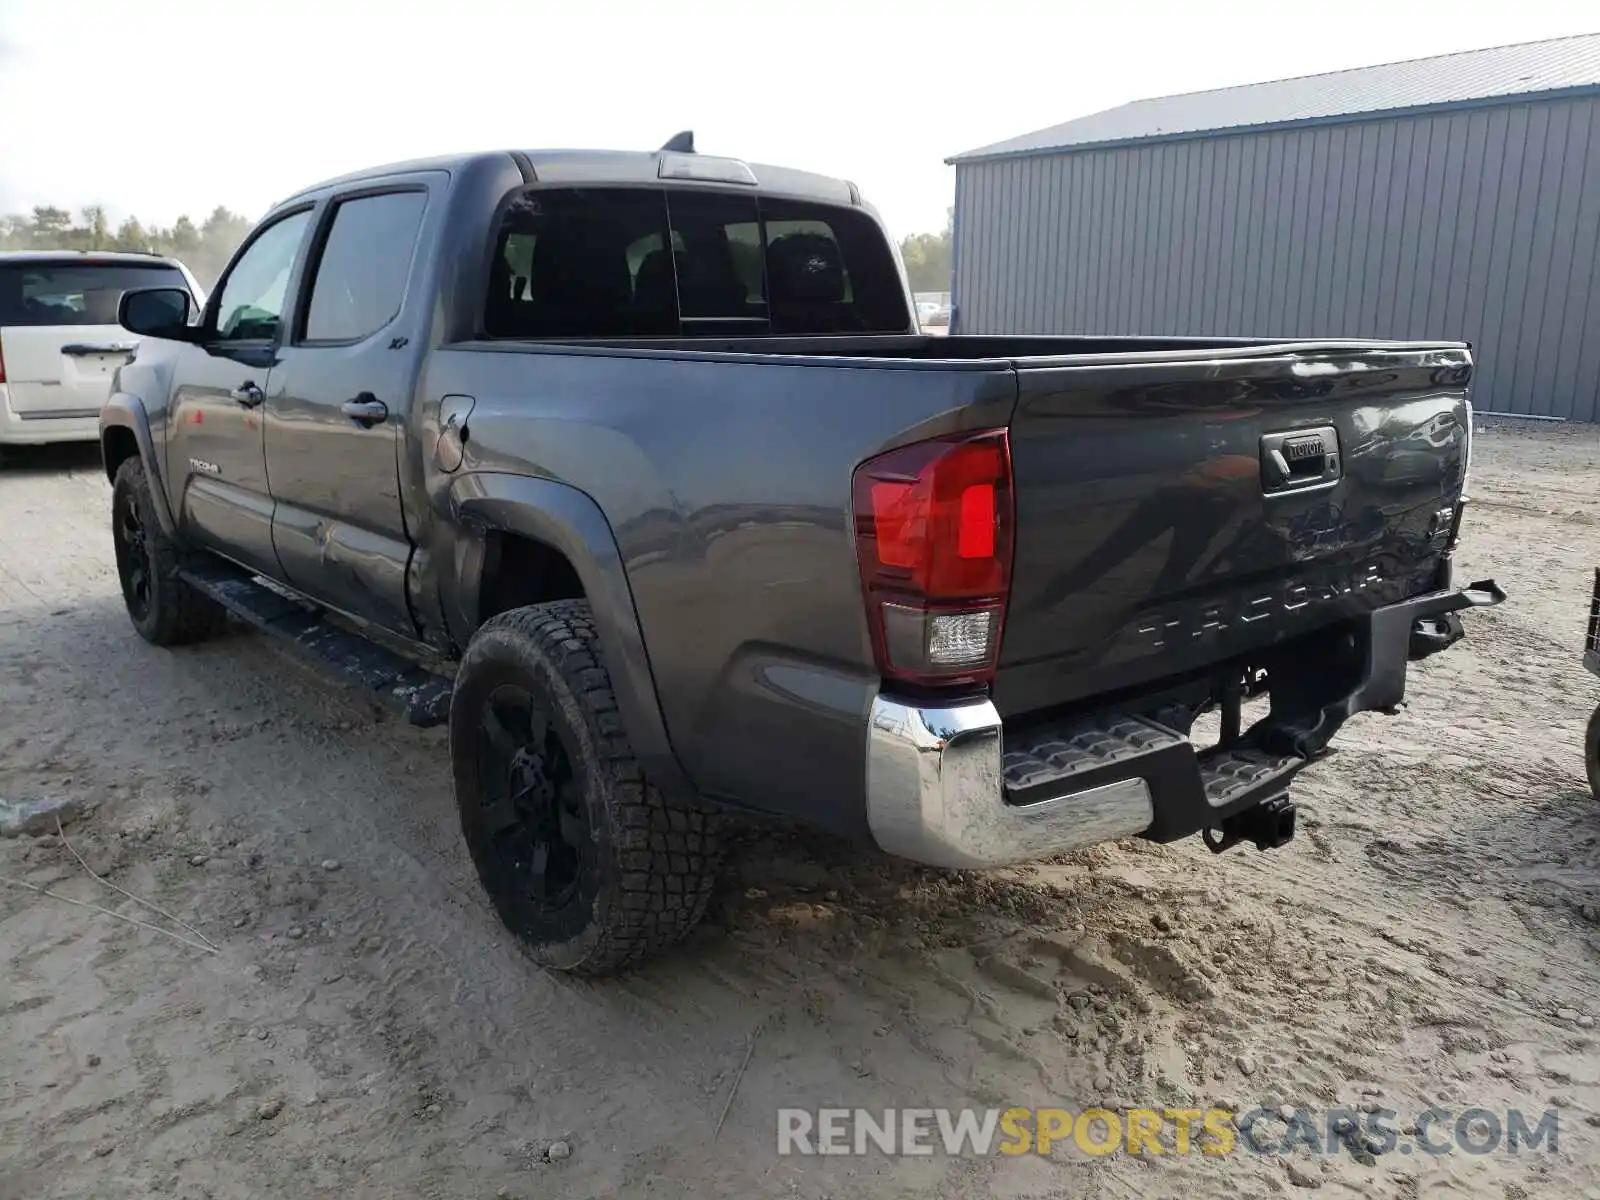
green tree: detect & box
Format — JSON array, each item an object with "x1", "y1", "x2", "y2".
[
  {"x1": 167, "y1": 214, "x2": 201, "y2": 258},
  {"x1": 192, "y1": 206, "x2": 254, "y2": 286},
  {"x1": 81, "y1": 205, "x2": 110, "y2": 249},
  {"x1": 899, "y1": 207, "x2": 953, "y2": 294},
  {"x1": 29, "y1": 205, "x2": 72, "y2": 246},
  {"x1": 0, "y1": 203, "x2": 256, "y2": 282},
  {"x1": 113, "y1": 215, "x2": 150, "y2": 253}
]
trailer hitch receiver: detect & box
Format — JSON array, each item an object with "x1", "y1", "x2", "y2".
[{"x1": 1203, "y1": 794, "x2": 1297, "y2": 854}]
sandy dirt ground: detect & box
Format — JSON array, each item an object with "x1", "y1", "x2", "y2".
[{"x1": 3, "y1": 423, "x2": 1600, "y2": 1200}]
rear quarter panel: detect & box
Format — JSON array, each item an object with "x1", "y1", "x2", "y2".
[{"x1": 421, "y1": 345, "x2": 1015, "y2": 835}]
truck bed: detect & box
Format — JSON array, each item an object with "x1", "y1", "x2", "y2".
[{"x1": 429, "y1": 333, "x2": 1470, "y2": 836}]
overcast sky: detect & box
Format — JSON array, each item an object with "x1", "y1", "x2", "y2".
[{"x1": 0, "y1": 0, "x2": 1595, "y2": 240}]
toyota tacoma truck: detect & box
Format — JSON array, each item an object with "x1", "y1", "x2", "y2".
[{"x1": 99, "y1": 135, "x2": 1502, "y2": 974}]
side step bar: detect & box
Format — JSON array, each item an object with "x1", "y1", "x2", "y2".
[{"x1": 177, "y1": 558, "x2": 453, "y2": 727}]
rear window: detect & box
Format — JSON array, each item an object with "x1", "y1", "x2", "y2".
[
  {"x1": 0, "y1": 261, "x2": 189, "y2": 327},
  {"x1": 484, "y1": 187, "x2": 909, "y2": 339}
]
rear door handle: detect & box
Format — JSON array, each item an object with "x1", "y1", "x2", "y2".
[
  {"x1": 341, "y1": 395, "x2": 388, "y2": 427},
  {"x1": 229, "y1": 381, "x2": 265, "y2": 408}
]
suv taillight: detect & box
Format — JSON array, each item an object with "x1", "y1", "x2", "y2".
[
  {"x1": 851, "y1": 429, "x2": 1014, "y2": 687},
  {"x1": 0, "y1": 340, "x2": 6, "y2": 384}
]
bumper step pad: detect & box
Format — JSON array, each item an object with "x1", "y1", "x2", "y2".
[
  {"x1": 1003, "y1": 715, "x2": 1185, "y2": 795},
  {"x1": 1001, "y1": 710, "x2": 1309, "y2": 842},
  {"x1": 1199, "y1": 748, "x2": 1304, "y2": 808}
]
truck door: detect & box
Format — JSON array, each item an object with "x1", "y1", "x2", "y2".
[
  {"x1": 166, "y1": 208, "x2": 315, "y2": 579},
  {"x1": 263, "y1": 185, "x2": 432, "y2": 637}
]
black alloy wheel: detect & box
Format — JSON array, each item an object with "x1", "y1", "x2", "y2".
[
  {"x1": 113, "y1": 479, "x2": 153, "y2": 623},
  {"x1": 475, "y1": 683, "x2": 591, "y2": 910}
]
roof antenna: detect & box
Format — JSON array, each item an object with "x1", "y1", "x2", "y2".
[{"x1": 659, "y1": 130, "x2": 695, "y2": 153}]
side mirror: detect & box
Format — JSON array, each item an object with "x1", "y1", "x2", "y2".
[{"x1": 119, "y1": 287, "x2": 198, "y2": 340}]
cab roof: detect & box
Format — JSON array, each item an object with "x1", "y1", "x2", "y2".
[{"x1": 279, "y1": 148, "x2": 862, "y2": 211}]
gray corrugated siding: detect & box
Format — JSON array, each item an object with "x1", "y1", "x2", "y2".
[{"x1": 952, "y1": 94, "x2": 1600, "y2": 421}]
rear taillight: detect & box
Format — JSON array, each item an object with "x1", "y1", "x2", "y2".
[
  {"x1": 0, "y1": 340, "x2": 6, "y2": 384},
  {"x1": 851, "y1": 429, "x2": 1014, "y2": 687}
]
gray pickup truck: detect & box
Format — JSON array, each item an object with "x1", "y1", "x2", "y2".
[{"x1": 100, "y1": 136, "x2": 1501, "y2": 974}]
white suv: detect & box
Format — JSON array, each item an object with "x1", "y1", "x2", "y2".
[{"x1": 0, "y1": 251, "x2": 204, "y2": 446}]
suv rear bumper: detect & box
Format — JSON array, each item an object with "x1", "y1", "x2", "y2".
[
  {"x1": 0, "y1": 386, "x2": 100, "y2": 445},
  {"x1": 865, "y1": 579, "x2": 1504, "y2": 869}
]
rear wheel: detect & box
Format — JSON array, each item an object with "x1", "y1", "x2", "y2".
[
  {"x1": 1586, "y1": 702, "x2": 1600, "y2": 802},
  {"x1": 450, "y1": 600, "x2": 722, "y2": 974},
  {"x1": 111, "y1": 457, "x2": 225, "y2": 646}
]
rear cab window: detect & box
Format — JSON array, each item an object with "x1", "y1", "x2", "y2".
[
  {"x1": 0, "y1": 261, "x2": 191, "y2": 327},
  {"x1": 484, "y1": 187, "x2": 909, "y2": 339}
]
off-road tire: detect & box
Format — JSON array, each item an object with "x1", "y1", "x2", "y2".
[
  {"x1": 450, "y1": 600, "x2": 722, "y2": 975},
  {"x1": 1586, "y1": 702, "x2": 1600, "y2": 803},
  {"x1": 111, "y1": 456, "x2": 226, "y2": 646}
]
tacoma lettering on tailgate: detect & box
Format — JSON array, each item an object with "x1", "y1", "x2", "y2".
[{"x1": 1134, "y1": 563, "x2": 1387, "y2": 651}]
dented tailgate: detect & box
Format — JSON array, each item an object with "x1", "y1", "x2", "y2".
[{"x1": 993, "y1": 342, "x2": 1472, "y2": 718}]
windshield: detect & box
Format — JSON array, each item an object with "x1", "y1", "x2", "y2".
[{"x1": 0, "y1": 261, "x2": 190, "y2": 327}]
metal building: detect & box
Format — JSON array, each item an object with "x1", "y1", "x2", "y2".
[{"x1": 948, "y1": 34, "x2": 1600, "y2": 421}]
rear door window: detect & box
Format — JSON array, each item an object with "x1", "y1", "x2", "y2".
[
  {"x1": 302, "y1": 191, "x2": 428, "y2": 343},
  {"x1": 0, "y1": 261, "x2": 190, "y2": 327},
  {"x1": 484, "y1": 187, "x2": 909, "y2": 339}
]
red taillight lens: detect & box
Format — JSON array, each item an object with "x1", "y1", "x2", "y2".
[
  {"x1": 0, "y1": 340, "x2": 6, "y2": 385},
  {"x1": 852, "y1": 430, "x2": 1014, "y2": 687}
]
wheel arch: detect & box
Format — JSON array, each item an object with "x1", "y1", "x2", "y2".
[
  {"x1": 100, "y1": 392, "x2": 179, "y2": 538},
  {"x1": 447, "y1": 472, "x2": 689, "y2": 796}
]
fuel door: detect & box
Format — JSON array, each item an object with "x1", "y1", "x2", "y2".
[{"x1": 434, "y1": 394, "x2": 476, "y2": 473}]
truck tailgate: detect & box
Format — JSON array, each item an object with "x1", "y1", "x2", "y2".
[{"x1": 994, "y1": 343, "x2": 1471, "y2": 718}]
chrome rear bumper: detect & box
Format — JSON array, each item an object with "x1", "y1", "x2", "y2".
[
  {"x1": 0, "y1": 387, "x2": 100, "y2": 445},
  {"x1": 864, "y1": 579, "x2": 1504, "y2": 870},
  {"x1": 864, "y1": 697, "x2": 1154, "y2": 868}
]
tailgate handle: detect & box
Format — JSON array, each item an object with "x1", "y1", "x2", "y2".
[{"x1": 1261, "y1": 427, "x2": 1340, "y2": 494}]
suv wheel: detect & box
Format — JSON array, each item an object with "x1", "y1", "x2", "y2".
[{"x1": 450, "y1": 599, "x2": 722, "y2": 974}]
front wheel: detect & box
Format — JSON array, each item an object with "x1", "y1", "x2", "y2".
[
  {"x1": 111, "y1": 457, "x2": 225, "y2": 646},
  {"x1": 1586, "y1": 702, "x2": 1600, "y2": 803},
  {"x1": 449, "y1": 600, "x2": 723, "y2": 975}
]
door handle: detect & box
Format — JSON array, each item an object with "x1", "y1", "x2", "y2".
[
  {"x1": 229, "y1": 381, "x2": 265, "y2": 408},
  {"x1": 341, "y1": 395, "x2": 389, "y2": 427}
]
